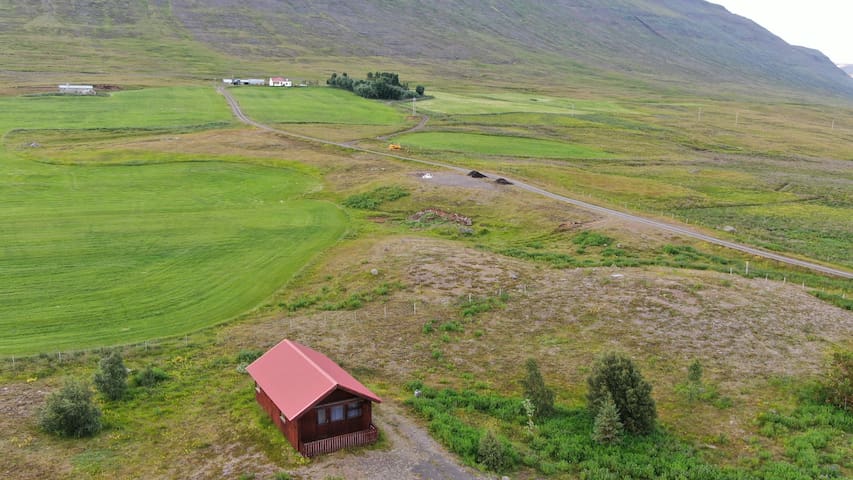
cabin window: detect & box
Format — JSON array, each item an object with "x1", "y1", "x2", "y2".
[
  {"x1": 331, "y1": 404, "x2": 345, "y2": 422},
  {"x1": 317, "y1": 407, "x2": 328, "y2": 425},
  {"x1": 347, "y1": 401, "x2": 362, "y2": 419}
]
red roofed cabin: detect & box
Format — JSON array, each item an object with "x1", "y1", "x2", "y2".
[{"x1": 246, "y1": 339, "x2": 381, "y2": 457}]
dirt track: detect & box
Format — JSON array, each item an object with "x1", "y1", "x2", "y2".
[{"x1": 217, "y1": 87, "x2": 853, "y2": 280}]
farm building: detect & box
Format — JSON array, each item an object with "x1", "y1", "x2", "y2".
[
  {"x1": 269, "y1": 77, "x2": 292, "y2": 87},
  {"x1": 58, "y1": 84, "x2": 95, "y2": 95},
  {"x1": 246, "y1": 78, "x2": 266, "y2": 86},
  {"x1": 247, "y1": 339, "x2": 381, "y2": 457}
]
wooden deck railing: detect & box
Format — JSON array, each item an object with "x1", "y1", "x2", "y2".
[{"x1": 299, "y1": 424, "x2": 378, "y2": 457}]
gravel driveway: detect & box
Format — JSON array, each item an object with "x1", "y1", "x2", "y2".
[{"x1": 297, "y1": 401, "x2": 490, "y2": 480}]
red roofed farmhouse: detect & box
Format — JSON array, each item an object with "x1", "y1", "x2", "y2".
[{"x1": 246, "y1": 339, "x2": 381, "y2": 457}]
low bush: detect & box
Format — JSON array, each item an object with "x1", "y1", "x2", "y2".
[
  {"x1": 343, "y1": 186, "x2": 409, "y2": 210},
  {"x1": 38, "y1": 379, "x2": 102, "y2": 438},
  {"x1": 132, "y1": 365, "x2": 169, "y2": 387}
]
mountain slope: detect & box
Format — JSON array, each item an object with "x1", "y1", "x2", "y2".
[{"x1": 0, "y1": 0, "x2": 850, "y2": 98}]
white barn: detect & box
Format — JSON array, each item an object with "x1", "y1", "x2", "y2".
[{"x1": 58, "y1": 84, "x2": 95, "y2": 95}]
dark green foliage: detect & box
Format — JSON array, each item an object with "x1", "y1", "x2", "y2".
[
  {"x1": 416, "y1": 85, "x2": 425, "y2": 96},
  {"x1": 587, "y1": 353, "x2": 656, "y2": 435},
  {"x1": 478, "y1": 430, "x2": 516, "y2": 472},
  {"x1": 342, "y1": 185, "x2": 409, "y2": 210},
  {"x1": 688, "y1": 359, "x2": 703, "y2": 384},
  {"x1": 132, "y1": 365, "x2": 169, "y2": 387},
  {"x1": 94, "y1": 350, "x2": 127, "y2": 401},
  {"x1": 592, "y1": 392, "x2": 622, "y2": 444},
  {"x1": 822, "y1": 351, "x2": 852, "y2": 412},
  {"x1": 38, "y1": 379, "x2": 102, "y2": 438},
  {"x1": 327, "y1": 71, "x2": 420, "y2": 100},
  {"x1": 521, "y1": 358, "x2": 555, "y2": 418},
  {"x1": 439, "y1": 321, "x2": 463, "y2": 332},
  {"x1": 572, "y1": 231, "x2": 613, "y2": 247},
  {"x1": 757, "y1": 399, "x2": 852, "y2": 478},
  {"x1": 406, "y1": 386, "x2": 781, "y2": 478},
  {"x1": 235, "y1": 350, "x2": 263, "y2": 364}
]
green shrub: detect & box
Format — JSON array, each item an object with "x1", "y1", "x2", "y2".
[
  {"x1": 38, "y1": 379, "x2": 102, "y2": 438},
  {"x1": 587, "y1": 352, "x2": 656, "y2": 435},
  {"x1": 439, "y1": 321, "x2": 463, "y2": 332},
  {"x1": 343, "y1": 186, "x2": 409, "y2": 210},
  {"x1": 823, "y1": 350, "x2": 852, "y2": 412},
  {"x1": 132, "y1": 365, "x2": 169, "y2": 387},
  {"x1": 236, "y1": 350, "x2": 263, "y2": 364},
  {"x1": 93, "y1": 350, "x2": 127, "y2": 401},
  {"x1": 478, "y1": 430, "x2": 517, "y2": 472},
  {"x1": 572, "y1": 231, "x2": 613, "y2": 247}
]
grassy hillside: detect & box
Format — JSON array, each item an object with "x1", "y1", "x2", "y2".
[{"x1": 0, "y1": 0, "x2": 851, "y2": 100}]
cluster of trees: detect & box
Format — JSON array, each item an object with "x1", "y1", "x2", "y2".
[
  {"x1": 326, "y1": 71, "x2": 424, "y2": 100},
  {"x1": 522, "y1": 353, "x2": 656, "y2": 447},
  {"x1": 38, "y1": 351, "x2": 168, "y2": 438}
]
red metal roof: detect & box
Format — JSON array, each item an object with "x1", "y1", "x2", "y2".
[{"x1": 247, "y1": 339, "x2": 381, "y2": 421}]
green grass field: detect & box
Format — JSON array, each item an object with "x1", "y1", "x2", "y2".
[
  {"x1": 0, "y1": 87, "x2": 232, "y2": 131},
  {"x1": 394, "y1": 131, "x2": 609, "y2": 159},
  {"x1": 228, "y1": 87, "x2": 408, "y2": 125},
  {"x1": 420, "y1": 91, "x2": 633, "y2": 116},
  {"x1": 0, "y1": 89, "x2": 347, "y2": 355}
]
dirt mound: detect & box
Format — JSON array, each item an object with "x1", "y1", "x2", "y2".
[
  {"x1": 467, "y1": 170, "x2": 487, "y2": 178},
  {"x1": 93, "y1": 84, "x2": 122, "y2": 91},
  {"x1": 409, "y1": 208, "x2": 473, "y2": 226},
  {"x1": 495, "y1": 178, "x2": 513, "y2": 185}
]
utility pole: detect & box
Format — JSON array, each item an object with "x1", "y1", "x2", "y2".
[{"x1": 412, "y1": 97, "x2": 416, "y2": 116}]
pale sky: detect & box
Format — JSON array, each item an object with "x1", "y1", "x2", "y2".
[{"x1": 710, "y1": 1, "x2": 853, "y2": 65}]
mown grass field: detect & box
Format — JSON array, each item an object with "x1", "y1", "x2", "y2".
[
  {"x1": 0, "y1": 160, "x2": 345, "y2": 355},
  {"x1": 0, "y1": 89, "x2": 347, "y2": 355},
  {"x1": 228, "y1": 87, "x2": 409, "y2": 125},
  {"x1": 0, "y1": 87, "x2": 232, "y2": 130}
]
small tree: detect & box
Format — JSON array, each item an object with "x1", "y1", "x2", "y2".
[
  {"x1": 685, "y1": 359, "x2": 704, "y2": 400},
  {"x1": 416, "y1": 85, "x2": 425, "y2": 96},
  {"x1": 592, "y1": 392, "x2": 623, "y2": 444},
  {"x1": 38, "y1": 379, "x2": 102, "y2": 437},
  {"x1": 587, "y1": 352, "x2": 656, "y2": 434},
  {"x1": 94, "y1": 350, "x2": 127, "y2": 401},
  {"x1": 688, "y1": 359, "x2": 703, "y2": 384},
  {"x1": 521, "y1": 358, "x2": 554, "y2": 418},
  {"x1": 824, "y1": 351, "x2": 852, "y2": 412},
  {"x1": 478, "y1": 430, "x2": 513, "y2": 472}
]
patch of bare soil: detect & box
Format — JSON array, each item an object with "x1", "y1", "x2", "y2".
[
  {"x1": 239, "y1": 236, "x2": 852, "y2": 387},
  {"x1": 415, "y1": 171, "x2": 498, "y2": 191},
  {"x1": 0, "y1": 382, "x2": 66, "y2": 480}
]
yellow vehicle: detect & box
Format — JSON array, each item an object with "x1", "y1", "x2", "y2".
[{"x1": 388, "y1": 144, "x2": 401, "y2": 150}]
